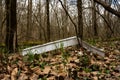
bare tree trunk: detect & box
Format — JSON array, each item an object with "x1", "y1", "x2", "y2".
[
  {"x1": 26, "y1": 0, "x2": 32, "y2": 41},
  {"x1": 58, "y1": 0, "x2": 79, "y2": 45},
  {"x1": 62, "y1": 0, "x2": 68, "y2": 38},
  {"x1": 0, "y1": 0, "x2": 2, "y2": 42},
  {"x1": 38, "y1": 0, "x2": 42, "y2": 40},
  {"x1": 104, "y1": 10, "x2": 112, "y2": 39},
  {"x1": 46, "y1": 0, "x2": 50, "y2": 42},
  {"x1": 50, "y1": 2, "x2": 61, "y2": 39},
  {"x1": 37, "y1": 0, "x2": 47, "y2": 41},
  {"x1": 92, "y1": 0, "x2": 98, "y2": 37},
  {"x1": 5, "y1": 0, "x2": 17, "y2": 53},
  {"x1": 104, "y1": 0, "x2": 112, "y2": 39},
  {"x1": 77, "y1": 0, "x2": 83, "y2": 47}
]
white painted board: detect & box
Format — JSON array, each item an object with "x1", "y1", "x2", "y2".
[
  {"x1": 22, "y1": 36, "x2": 105, "y2": 57},
  {"x1": 22, "y1": 36, "x2": 78, "y2": 55}
]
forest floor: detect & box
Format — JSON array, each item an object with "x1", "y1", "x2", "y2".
[{"x1": 0, "y1": 40, "x2": 120, "y2": 80}]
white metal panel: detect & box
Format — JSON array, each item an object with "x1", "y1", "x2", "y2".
[
  {"x1": 82, "y1": 41, "x2": 105, "y2": 57},
  {"x1": 22, "y1": 36, "x2": 78, "y2": 55},
  {"x1": 22, "y1": 36, "x2": 105, "y2": 57}
]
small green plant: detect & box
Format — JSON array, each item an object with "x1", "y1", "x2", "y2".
[
  {"x1": 60, "y1": 43, "x2": 70, "y2": 66},
  {"x1": 12, "y1": 59, "x2": 19, "y2": 65},
  {"x1": 104, "y1": 69, "x2": 110, "y2": 74},
  {"x1": 87, "y1": 39, "x2": 98, "y2": 46},
  {"x1": 82, "y1": 67, "x2": 92, "y2": 73},
  {"x1": 38, "y1": 77, "x2": 47, "y2": 80},
  {"x1": 90, "y1": 64, "x2": 100, "y2": 71},
  {"x1": 27, "y1": 52, "x2": 34, "y2": 62},
  {"x1": 79, "y1": 55, "x2": 91, "y2": 66},
  {"x1": 23, "y1": 51, "x2": 34, "y2": 63},
  {"x1": 41, "y1": 53, "x2": 48, "y2": 58},
  {"x1": 17, "y1": 68, "x2": 21, "y2": 77},
  {"x1": 40, "y1": 62, "x2": 47, "y2": 70}
]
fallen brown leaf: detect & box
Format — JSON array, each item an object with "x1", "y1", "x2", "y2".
[
  {"x1": 43, "y1": 66, "x2": 51, "y2": 74},
  {"x1": 47, "y1": 76, "x2": 55, "y2": 80},
  {"x1": 18, "y1": 73, "x2": 28, "y2": 80},
  {"x1": 1, "y1": 74, "x2": 10, "y2": 80},
  {"x1": 18, "y1": 60, "x2": 25, "y2": 68},
  {"x1": 92, "y1": 76, "x2": 98, "y2": 80},
  {"x1": 50, "y1": 70, "x2": 58, "y2": 76},
  {"x1": 30, "y1": 73, "x2": 38, "y2": 80},
  {"x1": 11, "y1": 68, "x2": 18, "y2": 80},
  {"x1": 7, "y1": 65, "x2": 12, "y2": 74},
  {"x1": 31, "y1": 66, "x2": 42, "y2": 75},
  {"x1": 91, "y1": 71, "x2": 99, "y2": 76}
]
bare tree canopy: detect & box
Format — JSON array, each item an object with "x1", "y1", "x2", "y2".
[
  {"x1": 93, "y1": 0, "x2": 120, "y2": 17},
  {"x1": 0, "y1": 0, "x2": 120, "y2": 53}
]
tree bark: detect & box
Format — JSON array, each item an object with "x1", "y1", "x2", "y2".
[
  {"x1": 62, "y1": 0, "x2": 68, "y2": 38},
  {"x1": 92, "y1": 0, "x2": 98, "y2": 37},
  {"x1": 104, "y1": 0, "x2": 112, "y2": 39},
  {"x1": 46, "y1": 0, "x2": 50, "y2": 42},
  {"x1": 58, "y1": 0, "x2": 80, "y2": 46},
  {"x1": 5, "y1": 0, "x2": 17, "y2": 53},
  {"x1": 38, "y1": 0, "x2": 42, "y2": 40},
  {"x1": 26, "y1": 0, "x2": 32, "y2": 41},
  {"x1": 0, "y1": 0, "x2": 2, "y2": 42},
  {"x1": 77, "y1": 0, "x2": 83, "y2": 46}
]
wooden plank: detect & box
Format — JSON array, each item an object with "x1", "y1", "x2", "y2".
[{"x1": 22, "y1": 36, "x2": 105, "y2": 57}]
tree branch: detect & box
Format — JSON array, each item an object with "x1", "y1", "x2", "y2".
[{"x1": 93, "y1": 0, "x2": 120, "y2": 17}]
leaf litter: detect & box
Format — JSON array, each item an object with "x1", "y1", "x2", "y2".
[{"x1": 0, "y1": 40, "x2": 120, "y2": 80}]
